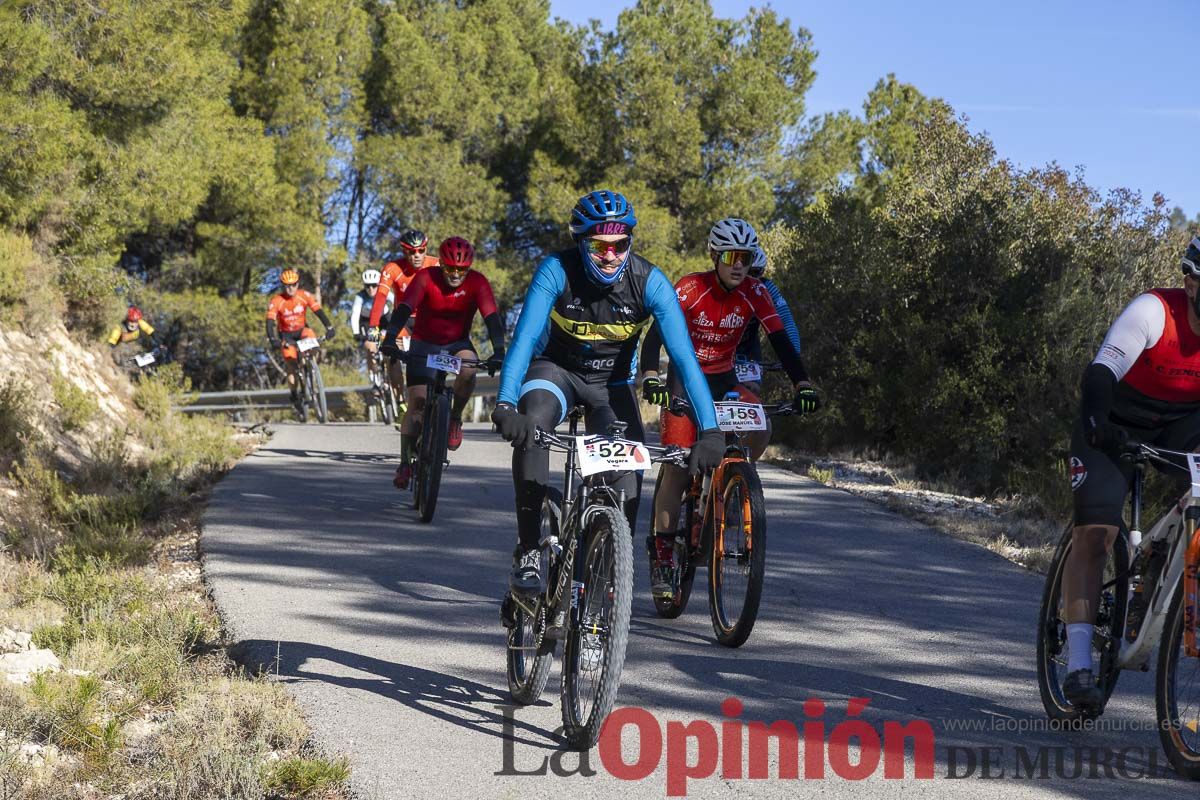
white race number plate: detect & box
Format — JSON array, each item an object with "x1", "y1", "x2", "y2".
[
  {"x1": 426, "y1": 353, "x2": 461, "y2": 374},
  {"x1": 134, "y1": 352, "x2": 157, "y2": 367},
  {"x1": 575, "y1": 435, "x2": 652, "y2": 477},
  {"x1": 735, "y1": 361, "x2": 763, "y2": 383},
  {"x1": 296, "y1": 337, "x2": 320, "y2": 353},
  {"x1": 715, "y1": 401, "x2": 767, "y2": 432}
]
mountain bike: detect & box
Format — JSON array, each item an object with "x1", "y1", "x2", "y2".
[
  {"x1": 500, "y1": 407, "x2": 687, "y2": 749},
  {"x1": 1036, "y1": 440, "x2": 1200, "y2": 779},
  {"x1": 366, "y1": 348, "x2": 398, "y2": 425},
  {"x1": 653, "y1": 393, "x2": 794, "y2": 647},
  {"x1": 404, "y1": 352, "x2": 496, "y2": 524},
  {"x1": 293, "y1": 335, "x2": 328, "y2": 424}
]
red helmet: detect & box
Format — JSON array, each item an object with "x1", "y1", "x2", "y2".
[
  {"x1": 438, "y1": 237, "x2": 475, "y2": 269},
  {"x1": 126, "y1": 306, "x2": 143, "y2": 323}
]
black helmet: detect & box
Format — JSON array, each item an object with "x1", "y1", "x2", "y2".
[
  {"x1": 1183, "y1": 236, "x2": 1200, "y2": 278},
  {"x1": 397, "y1": 229, "x2": 428, "y2": 254}
]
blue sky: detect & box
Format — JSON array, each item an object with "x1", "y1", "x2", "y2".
[{"x1": 549, "y1": 0, "x2": 1199, "y2": 216}]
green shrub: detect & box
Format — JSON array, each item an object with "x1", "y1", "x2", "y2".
[
  {"x1": 262, "y1": 755, "x2": 351, "y2": 798},
  {"x1": 0, "y1": 377, "x2": 37, "y2": 458},
  {"x1": 51, "y1": 374, "x2": 98, "y2": 433},
  {"x1": 26, "y1": 671, "x2": 124, "y2": 767},
  {"x1": 0, "y1": 228, "x2": 31, "y2": 307},
  {"x1": 770, "y1": 113, "x2": 1180, "y2": 505}
]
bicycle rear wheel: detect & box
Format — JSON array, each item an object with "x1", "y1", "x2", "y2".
[
  {"x1": 561, "y1": 505, "x2": 633, "y2": 750},
  {"x1": 1036, "y1": 525, "x2": 1129, "y2": 721},
  {"x1": 416, "y1": 391, "x2": 449, "y2": 523},
  {"x1": 708, "y1": 461, "x2": 766, "y2": 647},
  {"x1": 381, "y1": 380, "x2": 395, "y2": 425},
  {"x1": 653, "y1": 478, "x2": 700, "y2": 619},
  {"x1": 311, "y1": 360, "x2": 328, "y2": 423},
  {"x1": 506, "y1": 494, "x2": 562, "y2": 704},
  {"x1": 1156, "y1": 582, "x2": 1200, "y2": 778}
]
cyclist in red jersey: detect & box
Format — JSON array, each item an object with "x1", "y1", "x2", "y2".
[
  {"x1": 365, "y1": 229, "x2": 441, "y2": 417},
  {"x1": 638, "y1": 218, "x2": 819, "y2": 596},
  {"x1": 381, "y1": 237, "x2": 506, "y2": 488},
  {"x1": 1058, "y1": 235, "x2": 1200, "y2": 711}
]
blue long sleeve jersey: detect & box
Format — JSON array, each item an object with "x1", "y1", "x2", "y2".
[
  {"x1": 737, "y1": 278, "x2": 801, "y2": 362},
  {"x1": 499, "y1": 249, "x2": 718, "y2": 431}
]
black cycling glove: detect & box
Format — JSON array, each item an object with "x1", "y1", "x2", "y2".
[
  {"x1": 492, "y1": 403, "x2": 537, "y2": 449},
  {"x1": 793, "y1": 385, "x2": 821, "y2": 414},
  {"x1": 641, "y1": 376, "x2": 669, "y2": 407},
  {"x1": 688, "y1": 428, "x2": 725, "y2": 475}
]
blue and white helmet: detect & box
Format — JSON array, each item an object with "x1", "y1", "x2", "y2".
[
  {"x1": 748, "y1": 247, "x2": 768, "y2": 277},
  {"x1": 570, "y1": 190, "x2": 637, "y2": 286}
]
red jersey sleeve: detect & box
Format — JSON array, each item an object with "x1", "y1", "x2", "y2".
[
  {"x1": 472, "y1": 273, "x2": 498, "y2": 318},
  {"x1": 745, "y1": 279, "x2": 782, "y2": 333},
  {"x1": 674, "y1": 274, "x2": 706, "y2": 312},
  {"x1": 266, "y1": 295, "x2": 282, "y2": 321},
  {"x1": 301, "y1": 289, "x2": 322, "y2": 312}
]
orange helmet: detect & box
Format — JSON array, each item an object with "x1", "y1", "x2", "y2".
[
  {"x1": 126, "y1": 306, "x2": 143, "y2": 323},
  {"x1": 280, "y1": 269, "x2": 300, "y2": 286}
]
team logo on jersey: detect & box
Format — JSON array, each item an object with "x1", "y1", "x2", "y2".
[
  {"x1": 451, "y1": 290, "x2": 467, "y2": 299},
  {"x1": 1069, "y1": 457, "x2": 1087, "y2": 491},
  {"x1": 567, "y1": 297, "x2": 584, "y2": 311},
  {"x1": 719, "y1": 310, "x2": 746, "y2": 329},
  {"x1": 695, "y1": 311, "x2": 714, "y2": 327},
  {"x1": 676, "y1": 290, "x2": 688, "y2": 303},
  {"x1": 613, "y1": 304, "x2": 633, "y2": 316}
]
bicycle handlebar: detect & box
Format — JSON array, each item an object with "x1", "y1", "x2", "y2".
[
  {"x1": 531, "y1": 427, "x2": 689, "y2": 467},
  {"x1": 1120, "y1": 440, "x2": 1193, "y2": 473}
]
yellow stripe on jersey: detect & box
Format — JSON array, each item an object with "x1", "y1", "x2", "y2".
[{"x1": 550, "y1": 309, "x2": 648, "y2": 342}]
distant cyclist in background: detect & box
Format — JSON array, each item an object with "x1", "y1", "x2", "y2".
[
  {"x1": 352, "y1": 269, "x2": 396, "y2": 410},
  {"x1": 366, "y1": 230, "x2": 440, "y2": 414},
  {"x1": 108, "y1": 305, "x2": 163, "y2": 368},
  {"x1": 381, "y1": 237, "x2": 505, "y2": 489},
  {"x1": 266, "y1": 269, "x2": 336, "y2": 414}
]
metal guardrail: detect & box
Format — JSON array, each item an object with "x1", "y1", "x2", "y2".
[{"x1": 177, "y1": 375, "x2": 500, "y2": 418}]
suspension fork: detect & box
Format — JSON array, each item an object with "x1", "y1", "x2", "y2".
[{"x1": 1186, "y1": 511, "x2": 1200, "y2": 658}]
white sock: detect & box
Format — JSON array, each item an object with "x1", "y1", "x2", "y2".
[{"x1": 1066, "y1": 623, "x2": 1094, "y2": 673}]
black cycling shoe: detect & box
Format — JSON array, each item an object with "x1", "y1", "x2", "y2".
[
  {"x1": 1063, "y1": 668, "x2": 1104, "y2": 711},
  {"x1": 510, "y1": 548, "x2": 541, "y2": 595}
]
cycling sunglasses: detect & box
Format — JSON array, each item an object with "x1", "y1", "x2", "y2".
[
  {"x1": 584, "y1": 237, "x2": 632, "y2": 256},
  {"x1": 401, "y1": 244, "x2": 427, "y2": 254},
  {"x1": 716, "y1": 249, "x2": 753, "y2": 266},
  {"x1": 442, "y1": 265, "x2": 469, "y2": 276}
]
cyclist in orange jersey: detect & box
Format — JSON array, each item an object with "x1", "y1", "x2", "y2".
[{"x1": 266, "y1": 269, "x2": 336, "y2": 411}]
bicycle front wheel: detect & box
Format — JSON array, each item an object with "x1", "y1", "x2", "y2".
[
  {"x1": 1036, "y1": 525, "x2": 1129, "y2": 721},
  {"x1": 1156, "y1": 582, "x2": 1200, "y2": 778},
  {"x1": 507, "y1": 494, "x2": 562, "y2": 704},
  {"x1": 417, "y1": 391, "x2": 449, "y2": 523},
  {"x1": 381, "y1": 381, "x2": 395, "y2": 425},
  {"x1": 708, "y1": 461, "x2": 766, "y2": 647},
  {"x1": 561, "y1": 506, "x2": 633, "y2": 750}
]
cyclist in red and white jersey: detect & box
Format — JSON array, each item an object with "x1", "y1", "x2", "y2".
[
  {"x1": 380, "y1": 237, "x2": 505, "y2": 488},
  {"x1": 1061, "y1": 235, "x2": 1200, "y2": 711},
  {"x1": 638, "y1": 218, "x2": 819, "y2": 596}
]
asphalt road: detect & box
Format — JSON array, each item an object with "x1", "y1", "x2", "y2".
[{"x1": 202, "y1": 422, "x2": 1190, "y2": 799}]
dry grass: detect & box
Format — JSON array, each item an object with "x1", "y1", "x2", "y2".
[{"x1": 0, "y1": 365, "x2": 351, "y2": 797}]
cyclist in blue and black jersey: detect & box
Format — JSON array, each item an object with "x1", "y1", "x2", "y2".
[{"x1": 492, "y1": 190, "x2": 725, "y2": 594}]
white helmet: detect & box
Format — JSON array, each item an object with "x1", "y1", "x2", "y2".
[
  {"x1": 362, "y1": 269, "x2": 381, "y2": 285},
  {"x1": 707, "y1": 218, "x2": 759, "y2": 252},
  {"x1": 749, "y1": 247, "x2": 768, "y2": 276}
]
